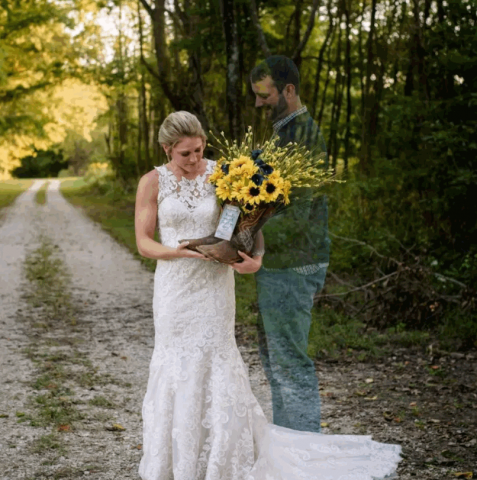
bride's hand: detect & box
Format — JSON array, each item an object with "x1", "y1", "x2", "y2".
[
  {"x1": 176, "y1": 242, "x2": 212, "y2": 261},
  {"x1": 231, "y1": 251, "x2": 262, "y2": 274}
]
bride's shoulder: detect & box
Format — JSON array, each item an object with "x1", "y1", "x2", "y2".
[{"x1": 137, "y1": 169, "x2": 160, "y2": 197}]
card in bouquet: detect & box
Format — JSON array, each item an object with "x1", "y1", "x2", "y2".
[{"x1": 214, "y1": 204, "x2": 241, "y2": 241}]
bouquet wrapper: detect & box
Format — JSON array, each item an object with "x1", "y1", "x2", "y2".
[{"x1": 179, "y1": 203, "x2": 277, "y2": 265}]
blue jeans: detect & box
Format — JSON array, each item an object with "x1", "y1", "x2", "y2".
[{"x1": 255, "y1": 266, "x2": 327, "y2": 433}]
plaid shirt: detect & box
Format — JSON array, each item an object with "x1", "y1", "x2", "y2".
[
  {"x1": 272, "y1": 106, "x2": 308, "y2": 134},
  {"x1": 261, "y1": 107, "x2": 330, "y2": 273}
]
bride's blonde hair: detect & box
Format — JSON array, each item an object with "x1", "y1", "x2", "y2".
[{"x1": 158, "y1": 111, "x2": 207, "y2": 152}]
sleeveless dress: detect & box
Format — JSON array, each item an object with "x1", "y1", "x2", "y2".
[{"x1": 138, "y1": 159, "x2": 401, "y2": 480}]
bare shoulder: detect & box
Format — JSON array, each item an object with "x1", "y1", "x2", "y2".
[
  {"x1": 136, "y1": 169, "x2": 159, "y2": 202},
  {"x1": 138, "y1": 169, "x2": 159, "y2": 194}
]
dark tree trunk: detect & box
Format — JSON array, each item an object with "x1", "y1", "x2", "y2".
[
  {"x1": 311, "y1": 0, "x2": 334, "y2": 118},
  {"x1": 220, "y1": 0, "x2": 242, "y2": 140},
  {"x1": 360, "y1": 0, "x2": 377, "y2": 173},
  {"x1": 358, "y1": 0, "x2": 367, "y2": 116},
  {"x1": 138, "y1": 0, "x2": 151, "y2": 172},
  {"x1": 292, "y1": 0, "x2": 303, "y2": 68},
  {"x1": 343, "y1": 0, "x2": 352, "y2": 171},
  {"x1": 328, "y1": 19, "x2": 343, "y2": 170},
  {"x1": 317, "y1": 34, "x2": 335, "y2": 128}
]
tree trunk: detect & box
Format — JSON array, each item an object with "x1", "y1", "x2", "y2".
[
  {"x1": 311, "y1": 0, "x2": 334, "y2": 118},
  {"x1": 220, "y1": 0, "x2": 242, "y2": 140},
  {"x1": 328, "y1": 20, "x2": 343, "y2": 170},
  {"x1": 360, "y1": 0, "x2": 377, "y2": 173},
  {"x1": 138, "y1": 1, "x2": 151, "y2": 172},
  {"x1": 357, "y1": 0, "x2": 367, "y2": 117},
  {"x1": 317, "y1": 35, "x2": 335, "y2": 128},
  {"x1": 343, "y1": 0, "x2": 352, "y2": 171}
]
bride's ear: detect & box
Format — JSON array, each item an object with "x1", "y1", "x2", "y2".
[{"x1": 161, "y1": 144, "x2": 171, "y2": 159}]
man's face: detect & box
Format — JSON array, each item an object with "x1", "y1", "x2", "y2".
[{"x1": 251, "y1": 75, "x2": 289, "y2": 122}]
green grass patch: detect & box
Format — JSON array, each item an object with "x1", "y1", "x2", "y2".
[
  {"x1": 35, "y1": 181, "x2": 48, "y2": 205},
  {"x1": 308, "y1": 308, "x2": 431, "y2": 359},
  {"x1": 23, "y1": 238, "x2": 75, "y2": 324},
  {"x1": 0, "y1": 178, "x2": 34, "y2": 211},
  {"x1": 88, "y1": 395, "x2": 116, "y2": 409},
  {"x1": 32, "y1": 433, "x2": 66, "y2": 454}
]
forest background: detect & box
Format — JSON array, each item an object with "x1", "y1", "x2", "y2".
[{"x1": 1, "y1": 0, "x2": 476, "y2": 353}]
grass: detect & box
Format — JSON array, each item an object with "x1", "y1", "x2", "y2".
[
  {"x1": 0, "y1": 178, "x2": 34, "y2": 211},
  {"x1": 88, "y1": 395, "x2": 116, "y2": 409},
  {"x1": 33, "y1": 433, "x2": 66, "y2": 454},
  {"x1": 35, "y1": 181, "x2": 48, "y2": 205}
]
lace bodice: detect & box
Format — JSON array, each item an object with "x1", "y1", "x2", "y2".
[{"x1": 155, "y1": 159, "x2": 219, "y2": 248}]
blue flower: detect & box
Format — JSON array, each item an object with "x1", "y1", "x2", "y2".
[
  {"x1": 251, "y1": 173, "x2": 264, "y2": 186},
  {"x1": 221, "y1": 164, "x2": 229, "y2": 174},
  {"x1": 251, "y1": 149, "x2": 263, "y2": 161},
  {"x1": 260, "y1": 164, "x2": 274, "y2": 175}
]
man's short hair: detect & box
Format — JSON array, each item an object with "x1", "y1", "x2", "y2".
[{"x1": 250, "y1": 55, "x2": 300, "y2": 95}]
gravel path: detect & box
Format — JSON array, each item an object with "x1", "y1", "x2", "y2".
[{"x1": 1, "y1": 181, "x2": 475, "y2": 480}]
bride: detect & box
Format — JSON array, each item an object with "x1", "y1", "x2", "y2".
[{"x1": 134, "y1": 111, "x2": 401, "y2": 480}]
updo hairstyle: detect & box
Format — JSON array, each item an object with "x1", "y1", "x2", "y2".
[{"x1": 158, "y1": 111, "x2": 207, "y2": 158}]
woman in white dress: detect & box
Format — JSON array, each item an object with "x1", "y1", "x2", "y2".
[{"x1": 134, "y1": 111, "x2": 401, "y2": 480}]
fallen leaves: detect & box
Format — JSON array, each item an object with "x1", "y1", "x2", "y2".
[
  {"x1": 106, "y1": 423, "x2": 125, "y2": 431},
  {"x1": 453, "y1": 472, "x2": 473, "y2": 479}
]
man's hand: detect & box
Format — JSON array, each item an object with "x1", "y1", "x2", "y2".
[{"x1": 231, "y1": 251, "x2": 262, "y2": 274}]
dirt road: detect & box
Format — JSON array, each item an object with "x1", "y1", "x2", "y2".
[
  {"x1": 1, "y1": 181, "x2": 475, "y2": 479},
  {"x1": 0, "y1": 181, "x2": 272, "y2": 479}
]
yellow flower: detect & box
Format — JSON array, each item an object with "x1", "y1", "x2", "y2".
[
  {"x1": 282, "y1": 180, "x2": 291, "y2": 205},
  {"x1": 230, "y1": 178, "x2": 247, "y2": 201},
  {"x1": 230, "y1": 156, "x2": 258, "y2": 177},
  {"x1": 262, "y1": 178, "x2": 282, "y2": 203},
  {"x1": 208, "y1": 168, "x2": 224, "y2": 183},
  {"x1": 241, "y1": 184, "x2": 265, "y2": 205},
  {"x1": 240, "y1": 161, "x2": 259, "y2": 177},
  {"x1": 230, "y1": 155, "x2": 250, "y2": 169},
  {"x1": 215, "y1": 179, "x2": 233, "y2": 201}
]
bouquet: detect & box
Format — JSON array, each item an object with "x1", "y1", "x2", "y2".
[{"x1": 179, "y1": 127, "x2": 334, "y2": 264}]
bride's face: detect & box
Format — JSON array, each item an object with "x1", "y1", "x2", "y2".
[{"x1": 166, "y1": 136, "x2": 205, "y2": 174}]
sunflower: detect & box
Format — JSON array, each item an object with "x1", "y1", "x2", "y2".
[
  {"x1": 240, "y1": 183, "x2": 265, "y2": 205},
  {"x1": 267, "y1": 169, "x2": 282, "y2": 181},
  {"x1": 215, "y1": 179, "x2": 233, "y2": 201},
  {"x1": 262, "y1": 178, "x2": 282, "y2": 203},
  {"x1": 243, "y1": 202, "x2": 256, "y2": 213},
  {"x1": 230, "y1": 157, "x2": 258, "y2": 178},
  {"x1": 230, "y1": 178, "x2": 247, "y2": 201},
  {"x1": 208, "y1": 167, "x2": 224, "y2": 184},
  {"x1": 239, "y1": 161, "x2": 259, "y2": 177},
  {"x1": 230, "y1": 155, "x2": 250, "y2": 170}
]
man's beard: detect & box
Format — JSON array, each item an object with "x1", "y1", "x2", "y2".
[{"x1": 268, "y1": 93, "x2": 288, "y2": 123}]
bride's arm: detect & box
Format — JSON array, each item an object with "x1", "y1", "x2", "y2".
[
  {"x1": 135, "y1": 171, "x2": 209, "y2": 261},
  {"x1": 232, "y1": 230, "x2": 264, "y2": 274}
]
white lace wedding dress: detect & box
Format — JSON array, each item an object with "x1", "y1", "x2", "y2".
[{"x1": 138, "y1": 159, "x2": 402, "y2": 480}]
